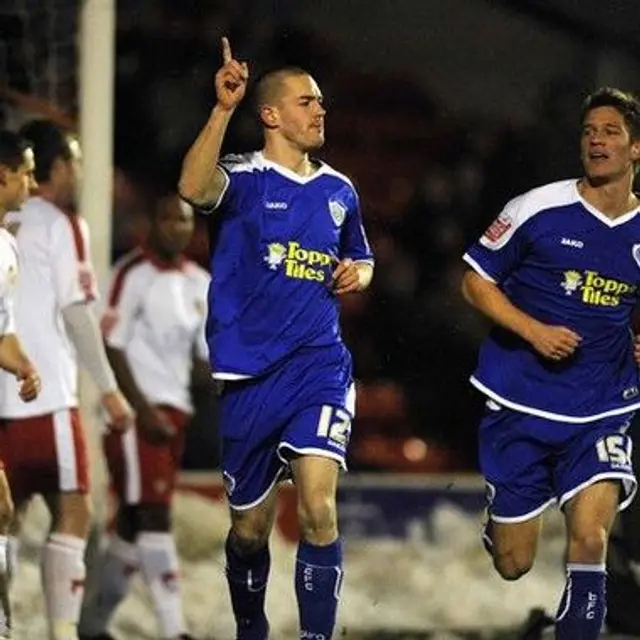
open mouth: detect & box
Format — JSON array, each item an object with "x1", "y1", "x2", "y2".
[{"x1": 588, "y1": 151, "x2": 609, "y2": 162}]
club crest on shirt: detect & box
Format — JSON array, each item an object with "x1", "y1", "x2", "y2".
[
  {"x1": 328, "y1": 199, "x2": 347, "y2": 226},
  {"x1": 6, "y1": 265, "x2": 16, "y2": 286},
  {"x1": 264, "y1": 243, "x2": 287, "y2": 270},
  {"x1": 632, "y1": 243, "x2": 640, "y2": 269}
]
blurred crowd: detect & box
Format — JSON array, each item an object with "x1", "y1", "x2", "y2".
[{"x1": 3, "y1": 0, "x2": 592, "y2": 473}]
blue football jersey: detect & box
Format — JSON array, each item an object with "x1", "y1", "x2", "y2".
[
  {"x1": 464, "y1": 179, "x2": 640, "y2": 422},
  {"x1": 204, "y1": 151, "x2": 373, "y2": 378}
]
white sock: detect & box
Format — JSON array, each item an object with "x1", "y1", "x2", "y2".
[
  {"x1": 79, "y1": 535, "x2": 138, "y2": 636},
  {"x1": 0, "y1": 535, "x2": 8, "y2": 635},
  {"x1": 7, "y1": 536, "x2": 18, "y2": 583},
  {"x1": 137, "y1": 531, "x2": 185, "y2": 638},
  {"x1": 42, "y1": 533, "x2": 86, "y2": 640}
]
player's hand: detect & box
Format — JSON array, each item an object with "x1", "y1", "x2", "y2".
[
  {"x1": 215, "y1": 37, "x2": 248, "y2": 112},
  {"x1": 528, "y1": 323, "x2": 582, "y2": 361},
  {"x1": 138, "y1": 405, "x2": 176, "y2": 444},
  {"x1": 332, "y1": 258, "x2": 361, "y2": 295},
  {"x1": 16, "y1": 364, "x2": 41, "y2": 402},
  {"x1": 102, "y1": 390, "x2": 135, "y2": 433},
  {"x1": 633, "y1": 334, "x2": 640, "y2": 366}
]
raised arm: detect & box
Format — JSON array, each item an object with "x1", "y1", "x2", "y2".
[{"x1": 178, "y1": 37, "x2": 249, "y2": 208}]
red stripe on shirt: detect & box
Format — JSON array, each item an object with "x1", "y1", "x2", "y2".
[
  {"x1": 64, "y1": 214, "x2": 87, "y2": 262},
  {"x1": 108, "y1": 250, "x2": 145, "y2": 308}
]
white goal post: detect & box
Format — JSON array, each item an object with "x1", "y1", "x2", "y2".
[{"x1": 78, "y1": 0, "x2": 116, "y2": 519}]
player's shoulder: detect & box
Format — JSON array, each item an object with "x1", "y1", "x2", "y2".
[
  {"x1": 183, "y1": 259, "x2": 209, "y2": 279},
  {"x1": 512, "y1": 179, "x2": 578, "y2": 212},
  {"x1": 106, "y1": 248, "x2": 150, "y2": 306},
  {"x1": 504, "y1": 179, "x2": 580, "y2": 225},
  {"x1": 183, "y1": 259, "x2": 210, "y2": 289},
  {"x1": 111, "y1": 247, "x2": 149, "y2": 281},
  {"x1": 318, "y1": 161, "x2": 356, "y2": 191},
  {"x1": 219, "y1": 151, "x2": 265, "y2": 174},
  {"x1": 0, "y1": 228, "x2": 17, "y2": 253},
  {"x1": 12, "y1": 196, "x2": 63, "y2": 227}
]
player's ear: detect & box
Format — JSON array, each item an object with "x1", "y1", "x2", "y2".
[
  {"x1": 50, "y1": 156, "x2": 69, "y2": 183},
  {"x1": 259, "y1": 104, "x2": 279, "y2": 130}
]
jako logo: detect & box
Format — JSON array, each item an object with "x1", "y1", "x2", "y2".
[
  {"x1": 265, "y1": 201, "x2": 288, "y2": 210},
  {"x1": 561, "y1": 237, "x2": 584, "y2": 248}
]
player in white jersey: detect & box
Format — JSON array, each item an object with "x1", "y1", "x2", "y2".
[
  {"x1": 0, "y1": 130, "x2": 42, "y2": 638},
  {"x1": 78, "y1": 194, "x2": 210, "y2": 640},
  {"x1": 0, "y1": 120, "x2": 134, "y2": 640}
]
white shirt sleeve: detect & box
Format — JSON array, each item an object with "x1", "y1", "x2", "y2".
[
  {"x1": 0, "y1": 296, "x2": 15, "y2": 336},
  {"x1": 50, "y1": 215, "x2": 99, "y2": 307},
  {"x1": 102, "y1": 267, "x2": 141, "y2": 350},
  {"x1": 193, "y1": 271, "x2": 210, "y2": 361}
]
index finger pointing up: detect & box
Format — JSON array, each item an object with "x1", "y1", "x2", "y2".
[{"x1": 221, "y1": 36, "x2": 232, "y2": 64}]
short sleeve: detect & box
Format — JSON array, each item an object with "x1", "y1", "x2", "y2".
[
  {"x1": 463, "y1": 194, "x2": 530, "y2": 284},
  {"x1": 101, "y1": 265, "x2": 142, "y2": 349},
  {"x1": 339, "y1": 189, "x2": 374, "y2": 264},
  {"x1": 50, "y1": 215, "x2": 98, "y2": 306},
  {"x1": 0, "y1": 296, "x2": 15, "y2": 336},
  {"x1": 193, "y1": 270, "x2": 210, "y2": 361}
]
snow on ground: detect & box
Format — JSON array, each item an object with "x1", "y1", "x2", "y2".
[{"x1": 11, "y1": 492, "x2": 566, "y2": 639}]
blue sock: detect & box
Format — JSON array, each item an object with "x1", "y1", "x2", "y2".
[
  {"x1": 295, "y1": 539, "x2": 343, "y2": 639},
  {"x1": 555, "y1": 563, "x2": 606, "y2": 639},
  {"x1": 225, "y1": 535, "x2": 270, "y2": 640}
]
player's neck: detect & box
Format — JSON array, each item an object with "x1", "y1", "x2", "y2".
[
  {"x1": 146, "y1": 242, "x2": 182, "y2": 267},
  {"x1": 262, "y1": 144, "x2": 316, "y2": 177},
  {"x1": 579, "y1": 174, "x2": 639, "y2": 219},
  {"x1": 35, "y1": 185, "x2": 64, "y2": 210},
  {"x1": 0, "y1": 204, "x2": 8, "y2": 226}
]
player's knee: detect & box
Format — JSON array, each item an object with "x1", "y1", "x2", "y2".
[
  {"x1": 493, "y1": 549, "x2": 534, "y2": 581},
  {"x1": 230, "y1": 515, "x2": 272, "y2": 554},
  {"x1": 568, "y1": 526, "x2": 608, "y2": 563},
  {"x1": 297, "y1": 492, "x2": 337, "y2": 541},
  {"x1": 0, "y1": 495, "x2": 14, "y2": 532},
  {"x1": 56, "y1": 493, "x2": 93, "y2": 538}
]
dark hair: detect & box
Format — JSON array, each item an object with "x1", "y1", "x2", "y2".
[
  {"x1": 580, "y1": 87, "x2": 640, "y2": 140},
  {"x1": 18, "y1": 119, "x2": 72, "y2": 183},
  {"x1": 254, "y1": 66, "x2": 311, "y2": 114},
  {"x1": 0, "y1": 130, "x2": 30, "y2": 170}
]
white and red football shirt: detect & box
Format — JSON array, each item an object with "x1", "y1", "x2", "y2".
[
  {"x1": 0, "y1": 196, "x2": 98, "y2": 417},
  {"x1": 102, "y1": 248, "x2": 209, "y2": 414},
  {"x1": 0, "y1": 228, "x2": 18, "y2": 337}
]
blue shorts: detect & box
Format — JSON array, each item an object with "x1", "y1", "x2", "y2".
[
  {"x1": 480, "y1": 401, "x2": 636, "y2": 522},
  {"x1": 219, "y1": 343, "x2": 354, "y2": 510}
]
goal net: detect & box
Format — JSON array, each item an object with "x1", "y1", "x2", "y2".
[{"x1": 0, "y1": 0, "x2": 79, "y2": 130}]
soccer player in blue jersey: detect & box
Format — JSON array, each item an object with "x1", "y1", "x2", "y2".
[
  {"x1": 179, "y1": 38, "x2": 373, "y2": 640},
  {"x1": 462, "y1": 87, "x2": 640, "y2": 639}
]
